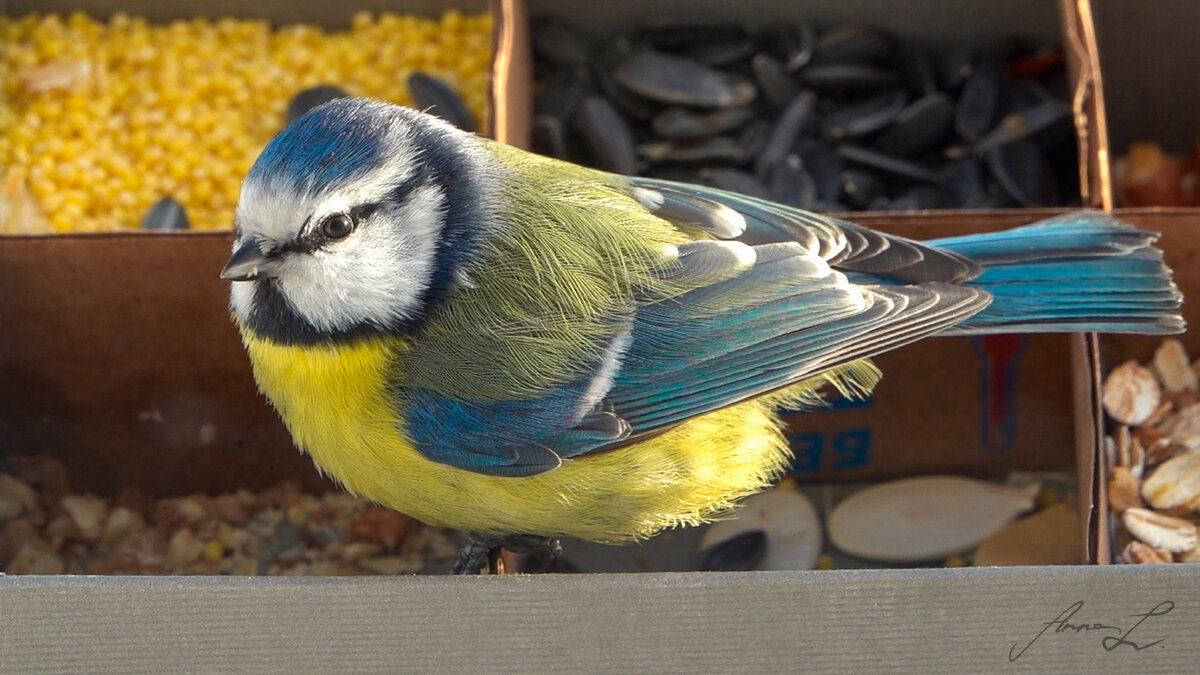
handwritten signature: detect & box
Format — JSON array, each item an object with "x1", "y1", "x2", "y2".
[{"x1": 1009, "y1": 600, "x2": 1174, "y2": 661}]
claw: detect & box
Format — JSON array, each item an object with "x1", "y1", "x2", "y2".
[{"x1": 451, "y1": 534, "x2": 563, "y2": 575}]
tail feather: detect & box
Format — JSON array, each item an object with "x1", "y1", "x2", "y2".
[
  {"x1": 929, "y1": 212, "x2": 1185, "y2": 335},
  {"x1": 930, "y1": 213, "x2": 1157, "y2": 262}
]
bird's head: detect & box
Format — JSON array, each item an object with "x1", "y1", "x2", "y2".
[{"x1": 224, "y1": 98, "x2": 489, "y2": 344}]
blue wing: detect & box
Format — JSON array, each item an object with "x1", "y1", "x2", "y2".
[
  {"x1": 401, "y1": 180, "x2": 1179, "y2": 477},
  {"x1": 400, "y1": 327, "x2": 635, "y2": 477},
  {"x1": 606, "y1": 243, "x2": 988, "y2": 434},
  {"x1": 402, "y1": 232, "x2": 989, "y2": 476}
]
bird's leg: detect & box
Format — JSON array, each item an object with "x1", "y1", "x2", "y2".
[
  {"x1": 451, "y1": 533, "x2": 563, "y2": 575},
  {"x1": 450, "y1": 535, "x2": 498, "y2": 575},
  {"x1": 504, "y1": 534, "x2": 563, "y2": 571}
]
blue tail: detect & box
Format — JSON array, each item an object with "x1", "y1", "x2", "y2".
[{"x1": 930, "y1": 212, "x2": 1184, "y2": 335}]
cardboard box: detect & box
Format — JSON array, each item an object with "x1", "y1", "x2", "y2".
[
  {"x1": 0, "y1": 0, "x2": 1116, "y2": 560},
  {"x1": 0, "y1": 0, "x2": 1106, "y2": 572},
  {"x1": 6, "y1": 1, "x2": 1200, "y2": 671}
]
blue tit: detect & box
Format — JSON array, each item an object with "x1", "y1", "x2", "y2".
[{"x1": 222, "y1": 98, "x2": 1184, "y2": 573}]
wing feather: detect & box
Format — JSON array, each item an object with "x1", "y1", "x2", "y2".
[{"x1": 401, "y1": 172, "x2": 994, "y2": 476}]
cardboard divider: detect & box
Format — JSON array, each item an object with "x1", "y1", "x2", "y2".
[
  {"x1": 489, "y1": 0, "x2": 531, "y2": 148},
  {"x1": 1060, "y1": 0, "x2": 1108, "y2": 563},
  {"x1": 1059, "y1": 0, "x2": 1111, "y2": 210},
  {"x1": 1071, "y1": 333, "x2": 1104, "y2": 564}
]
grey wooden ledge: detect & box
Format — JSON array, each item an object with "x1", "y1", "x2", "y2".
[{"x1": 2, "y1": 565, "x2": 1196, "y2": 673}]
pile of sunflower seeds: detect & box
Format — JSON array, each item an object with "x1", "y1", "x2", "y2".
[
  {"x1": 1102, "y1": 338, "x2": 1200, "y2": 563},
  {"x1": 0, "y1": 456, "x2": 464, "y2": 575},
  {"x1": 531, "y1": 19, "x2": 1079, "y2": 210}
]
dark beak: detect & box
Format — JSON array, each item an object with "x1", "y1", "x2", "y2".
[{"x1": 221, "y1": 241, "x2": 281, "y2": 281}]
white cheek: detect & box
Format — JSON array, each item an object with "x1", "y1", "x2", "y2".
[
  {"x1": 229, "y1": 281, "x2": 257, "y2": 319},
  {"x1": 276, "y1": 184, "x2": 446, "y2": 331}
]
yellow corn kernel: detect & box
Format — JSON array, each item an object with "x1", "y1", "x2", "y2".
[
  {"x1": 203, "y1": 540, "x2": 225, "y2": 562},
  {"x1": 1, "y1": 10, "x2": 492, "y2": 231}
]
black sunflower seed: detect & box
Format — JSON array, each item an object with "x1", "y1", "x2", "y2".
[
  {"x1": 141, "y1": 196, "x2": 189, "y2": 230},
  {"x1": 407, "y1": 73, "x2": 476, "y2": 132},
  {"x1": 575, "y1": 96, "x2": 638, "y2": 174},
  {"x1": 614, "y1": 48, "x2": 756, "y2": 107}
]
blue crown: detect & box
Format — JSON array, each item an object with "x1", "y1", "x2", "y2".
[{"x1": 248, "y1": 98, "x2": 395, "y2": 194}]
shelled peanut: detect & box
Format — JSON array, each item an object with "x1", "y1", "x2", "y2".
[
  {"x1": 0, "y1": 456, "x2": 464, "y2": 575},
  {"x1": 0, "y1": 10, "x2": 492, "y2": 233},
  {"x1": 1102, "y1": 338, "x2": 1200, "y2": 564}
]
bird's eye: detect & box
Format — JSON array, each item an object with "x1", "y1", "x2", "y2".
[{"x1": 320, "y1": 213, "x2": 354, "y2": 239}]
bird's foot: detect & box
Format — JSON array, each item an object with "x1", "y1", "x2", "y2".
[{"x1": 451, "y1": 533, "x2": 562, "y2": 575}]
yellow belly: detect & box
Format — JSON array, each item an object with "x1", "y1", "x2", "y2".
[{"x1": 240, "y1": 326, "x2": 797, "y2": 543}]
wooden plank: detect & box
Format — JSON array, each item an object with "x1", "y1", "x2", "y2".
[{"x1": 2, "y1": 566, "x2": 1196, "y2": 672}]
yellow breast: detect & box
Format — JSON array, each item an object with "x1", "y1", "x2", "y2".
[{"x1": 239, "y1": 322, "x2": 798, "y2": 542}]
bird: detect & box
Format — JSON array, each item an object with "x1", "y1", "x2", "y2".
[{"x1": 221, "y1": 98, "x2": 1184, "y2": 573}]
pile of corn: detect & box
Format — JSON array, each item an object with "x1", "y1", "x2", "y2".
[{"x1": 0, "y1": 11, "x2": 492, "y2": 233}]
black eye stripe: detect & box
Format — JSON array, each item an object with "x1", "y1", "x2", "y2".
[
  {"x1": 350, "y1": 202, "x2": 383, "y2": 221},
  {"x1": 280, "y1": 168, "x2": 432, "y2": 254},
  {"x1": 388, "y1": 167, "x2": 428, "y2": 203}
]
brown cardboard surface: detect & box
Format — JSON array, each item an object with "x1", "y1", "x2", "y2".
[
  {"x1": 523, "y1": 0, "x2": 1062, "y2": 44},
  {"x1": 0, "y1": 231, "x2": 331, "y2": 495},
  {"x1": 1071, "y1": 333, "x2": 1103, "y2": 564},
  {"x1": 489, "y1": 0, "x2": 531, "y2": 148}
]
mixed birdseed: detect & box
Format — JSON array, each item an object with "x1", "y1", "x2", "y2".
[
  {"x1": 530, "y1": 19, "x2": 1080, "y2": 211},
  {"x1": 1102, "y1": 338, "x2": 1200, "y2": 563},
  {"x1": 0, "y1": 456, "x2": 464, "y2": 575},
  {"x1": 0, "y1": 11, "x2": 492, "y2": 233}
]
